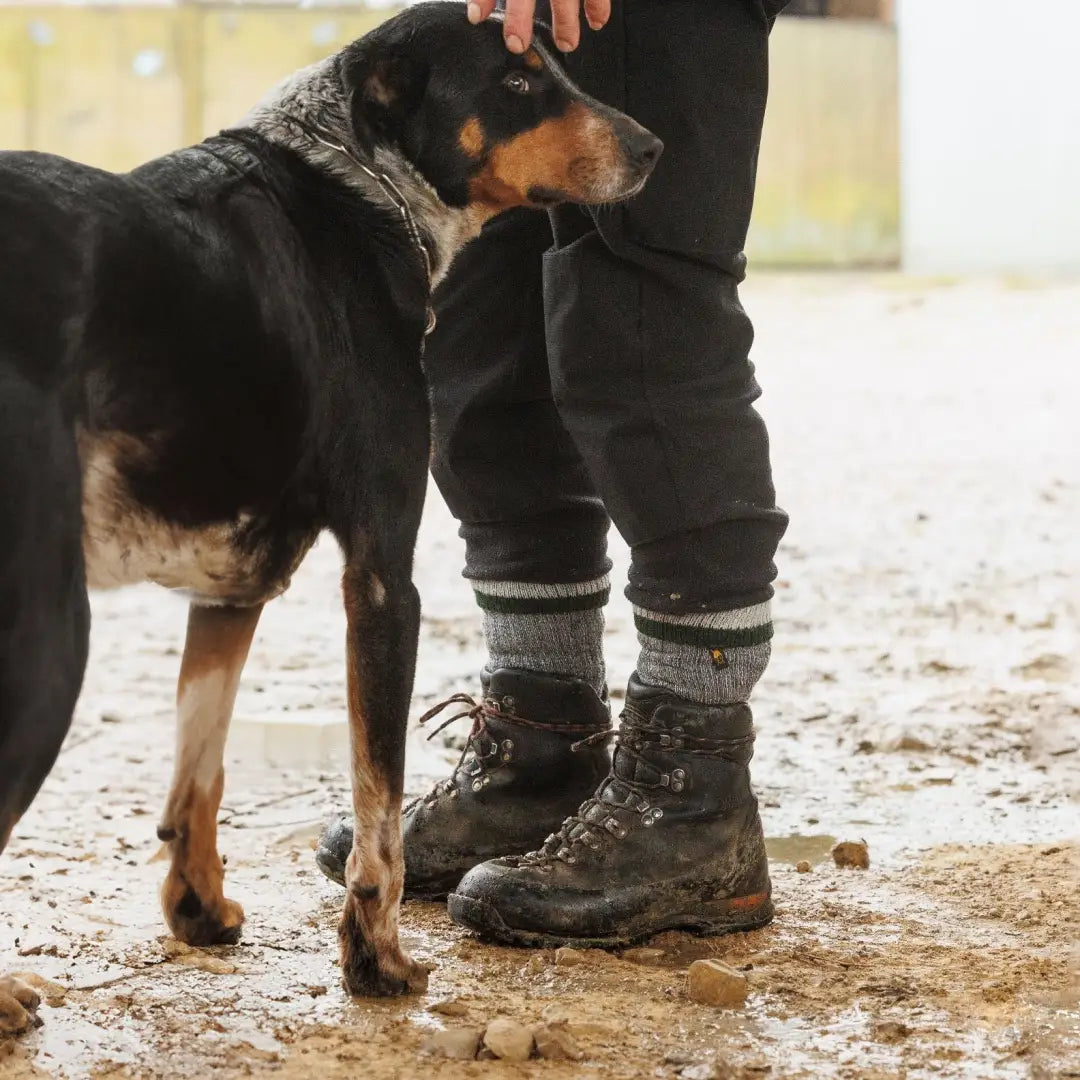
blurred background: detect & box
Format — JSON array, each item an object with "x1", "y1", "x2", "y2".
[{"x1": 1, "y1": 0, "x2": 1076, "y2": 273}]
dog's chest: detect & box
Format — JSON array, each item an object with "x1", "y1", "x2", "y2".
[{"x1": 79, "y1": 433, "x2": 316, "y2": 605}]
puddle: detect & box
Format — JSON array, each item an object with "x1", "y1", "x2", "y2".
[{"x1": 766, "y1": 834, "x2": 836, "y2": 866}]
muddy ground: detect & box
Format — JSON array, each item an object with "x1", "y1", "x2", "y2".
[{"x1": 2, "y1": 274, "x2": 1078, "y2": 1079}]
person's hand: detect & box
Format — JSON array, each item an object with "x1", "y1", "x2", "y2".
[{"x1": 467, "y1": 1, "x2": 612, "y2": 55}]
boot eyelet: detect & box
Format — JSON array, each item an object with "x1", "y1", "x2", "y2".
[
  {"x1": 503, "y1": 695, "x2": 516, "y2": 711},
  {"x1": 471, "y1": 780, "x2": 483, "y2": 792},
  {"x1": 502, "y1": 739, "x2": 514, "y2": 751},
  {"x1": 671, "y1": 768, "x2": 686, "y2": 792},
  {"x1": 642, "y1": 808, "x2": 664, "y2": 827}
]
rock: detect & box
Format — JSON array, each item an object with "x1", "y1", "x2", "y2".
[
  {"x1": 420, "y1": 1027, "x2": 482, "y2": 1060},
  {"x1": 831, "y1": 840, "x2": 870, "y2": 869},
  {"x1": 686, "y1": 959, "x2": 749, "y2": 1007},
  {"x1": 554, "y1": 946, "x2": 585, "y2": 967},
  {"x1": 922, "y1": 769, "x2": 955, "y2": 786},
  {"x1": 681, "y1": 1065, "x2": 719, "y2": 1080},
  {"x1": 533, "y1": 1021, "x2": 584, "y2": 1061},
  {"x1": 428, "y1": 998, "x2": 469, "y2": 1017},
  {"x1": 483, "y1": 1017, "x2": 534, "y2": 1061},
  {"x1": 890, "y1": 732, "x2": 932, "y2": 752},
  {"x1": 796, "y1": 860, "x2": 812, "y2": 873},
  {"x1": 664, "y1": 1050, "x2": 696, "y2": 1066},
  {"x1": 873, "y1": 1020, "x2": 912, "y2": 1042},
  {"x1": 0, "y1": 974, "x2": 42, "y2": 1035},
  {"x1": 182, "y1": 954, "x2": 237, "y2": 975},
  {"x1": 621, "y1": 947, "x2": 666, "y2": 965},
  {"x1": 10, "y1": 973, "x2": 67, "y2": 1007}
]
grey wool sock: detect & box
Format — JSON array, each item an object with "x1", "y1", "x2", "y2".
[
  {"x1": 470, "y1": 576, "x2": 609, "y2": 697},
  {"x1": 634, "y1": 602, "x2": 773, "y2": 705}
]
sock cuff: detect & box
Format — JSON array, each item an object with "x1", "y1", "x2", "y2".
[
  {"x1": 471, "y1": 575, "x2": 611, "y2": 616},
  {"x1": 633, "y1": 602, "x2": 773, "y2": 649}
]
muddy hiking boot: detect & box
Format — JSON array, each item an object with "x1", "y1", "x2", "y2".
[
  {"x1": 314, "y1": 669, "x2": 612, "y2": 898},
  {"x1": 446, "y1": 674, "x2": 773, "y2": 947}
]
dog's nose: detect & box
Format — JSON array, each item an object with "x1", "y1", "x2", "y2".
[{"x1": 625, "y1": 128, "x2": 664, "y2": 171}]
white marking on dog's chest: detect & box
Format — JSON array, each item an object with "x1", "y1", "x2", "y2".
[{"x1": 78, "y1": 434, "x2": 312, "y2": 605}]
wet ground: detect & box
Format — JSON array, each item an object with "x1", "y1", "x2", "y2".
[{"x1": 2, "y1": 274, "x2": 1078, "y2": 1079}]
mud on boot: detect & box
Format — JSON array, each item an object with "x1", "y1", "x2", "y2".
[
  {"x1": 315, "y1": 669, "x2": 612, "y2": 898},
  {"x1": 446, "y1": 673, "x2": 773, "y2": 947}
]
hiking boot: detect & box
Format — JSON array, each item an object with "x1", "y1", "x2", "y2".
[
  {"x1": 315, "y1": 668, "x2": 612, "y2": 899},
  {"x1": 445, "y1": 673, "x2": 772, "y2": 947}
]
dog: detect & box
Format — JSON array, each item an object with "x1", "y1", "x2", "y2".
[{"x1": 0, "y1": 0, "x2": 661, "y2": 1019}]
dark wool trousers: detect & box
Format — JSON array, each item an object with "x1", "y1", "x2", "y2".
[{"x1": 425, "y1": 0, "x2": 790, "y2": 618}]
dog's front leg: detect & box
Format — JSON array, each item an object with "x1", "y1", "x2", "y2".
[
  {"x1": 338, "y1": 561, "x2": 428, "y2": 997},
  {"x1": 158, "y1": 602, "x2": 261, "y2": 946}
]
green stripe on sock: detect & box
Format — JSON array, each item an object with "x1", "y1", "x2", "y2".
[
  {"x1": 474, "y1": 588, "x2": 610, "y2": 616},
  {"x1": 634, "y1": 614, "x2": 773, "y2": 650}
]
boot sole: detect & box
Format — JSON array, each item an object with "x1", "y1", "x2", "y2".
[{"x1": 445, "y1": 891, "x2": 774, "y2": 949}]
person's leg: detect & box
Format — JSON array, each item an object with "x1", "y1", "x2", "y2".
[
  {"x1": 449, "y1": 0, "x2": 790, "y2": 945},
  {"x1": 426, "y1": 208, "x2": 612, "y2": 696},
  {"x1": 316, "y1": 209, "x2": 613, "y2": 896}
]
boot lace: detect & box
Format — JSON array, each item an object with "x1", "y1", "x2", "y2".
[
  {"x1": 408, "y1": 692, "x2": 612, "y2": 807},
  {"x1": 517, "y1": 711, "x2": 754, "y2": 869}
]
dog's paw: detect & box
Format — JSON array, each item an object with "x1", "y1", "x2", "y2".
[
  {"x1": 0, "y1": 975, "x2": 42, "y2": 1037},
  {"x1": 163, "y1": 879, "x2": 245, "y2": 947},
  {"x1": 341, "y1": 951, "x2": 430, "y2": 998}
]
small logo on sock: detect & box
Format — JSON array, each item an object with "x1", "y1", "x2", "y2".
[{"x1": 710, "y1": 648, "x2": 729, "y2": 670}]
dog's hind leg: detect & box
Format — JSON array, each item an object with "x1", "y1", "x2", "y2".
[
  {"x1": 336, "y1": 558, "x2": 429, "y2": 997},
  {"x1": 0, "y1": 366, "x2": 89, "y2": 1034},
  {"x1": 158, "y1": 602, "x2": 261, "y2": 946}
]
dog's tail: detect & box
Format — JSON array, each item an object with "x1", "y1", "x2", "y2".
[{"x1": 0, "y1": 362, "x2": 90, "y2": 856}]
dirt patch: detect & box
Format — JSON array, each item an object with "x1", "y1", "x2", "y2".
[{"x1": 3, "y1": 275, "x2": 1080, "y2": 1078}]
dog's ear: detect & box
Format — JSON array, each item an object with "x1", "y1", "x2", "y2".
[{"x1": 346, "y1": 49, "x2": 430, "y2": 149}]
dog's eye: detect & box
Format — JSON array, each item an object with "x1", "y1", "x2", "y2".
[{"x1": 503, "y1": 72, "x2": 531, "y2": 95}]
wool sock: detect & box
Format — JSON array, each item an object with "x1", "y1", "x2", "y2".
[
  {"x1": 634, "y1": 602, "x2": 772, "y2": 705},
  {"x1": 470, "y1": 575, "x2": 609, "y2": 697}
]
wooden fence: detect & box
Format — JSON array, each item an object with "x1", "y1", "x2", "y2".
[{"x1": 0, "y1": 3, "x2": 898, "y2": 266}]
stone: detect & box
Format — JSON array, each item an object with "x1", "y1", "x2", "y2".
[
  {"x1": 10, "y1": 973, "x2": 67, "y2": 1007},
  {"x1": 533, "y1": 1021, "x2": 584, "y2": 1061},
  {"x1": 686, "y1": 959, "x2": 749, "y2": 1008},
  {"x1": 554, "y1": 946, "x2": 585, "y2": 967},
  {"x1": 681, "y1": 1066, "x2": 719, "y2": 1080},
  {"x1": 427, "y1": 998, "x2": 469, "y2": 1017},
  {"x1": 796, "y1": 860, "x2": 812, "y2": 873},
  {"x1": 831, "y1": 840, "x2": 870, "y2": 869},
  {"x1": 420, "y1": 1027, "x2": 482, "y2": 1060},
  {"x1": 621, "y1": 947, "x2": 666, "y2": 965},
  {"x1": 483, "y1": 1017, "x2": 535, "y2": 1061}
]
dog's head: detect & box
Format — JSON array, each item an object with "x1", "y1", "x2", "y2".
[{"x1": 339, "y1": 2, "x2": 662, "y2": 212}]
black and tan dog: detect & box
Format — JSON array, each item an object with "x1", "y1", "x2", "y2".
[{"x1": 0, "y1": 0, "x2": 660, "y2": 1017}]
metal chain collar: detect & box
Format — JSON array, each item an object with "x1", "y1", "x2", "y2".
[{"x1": 291, "y1": 117, "x2": 437, "y2": 338}]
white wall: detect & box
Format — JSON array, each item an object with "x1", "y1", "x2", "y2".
[{"x1": 899, "y1": 0, "x2": 1080, "y2": 273}]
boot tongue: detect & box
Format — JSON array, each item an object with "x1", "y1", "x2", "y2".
[{"x1": 597, "y1": 743, "x2": 655, "y2": 807}]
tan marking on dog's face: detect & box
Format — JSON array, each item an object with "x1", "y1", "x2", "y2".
[
  {"x1": 523, "y1": 48, "x2": 544, "y2": 72},
  {"x1": 468, "y1": 101, "x2": 623, "y2": 210},
  {"x1": 459, "y1": 116, "x2": 485, "y2": 159}
]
